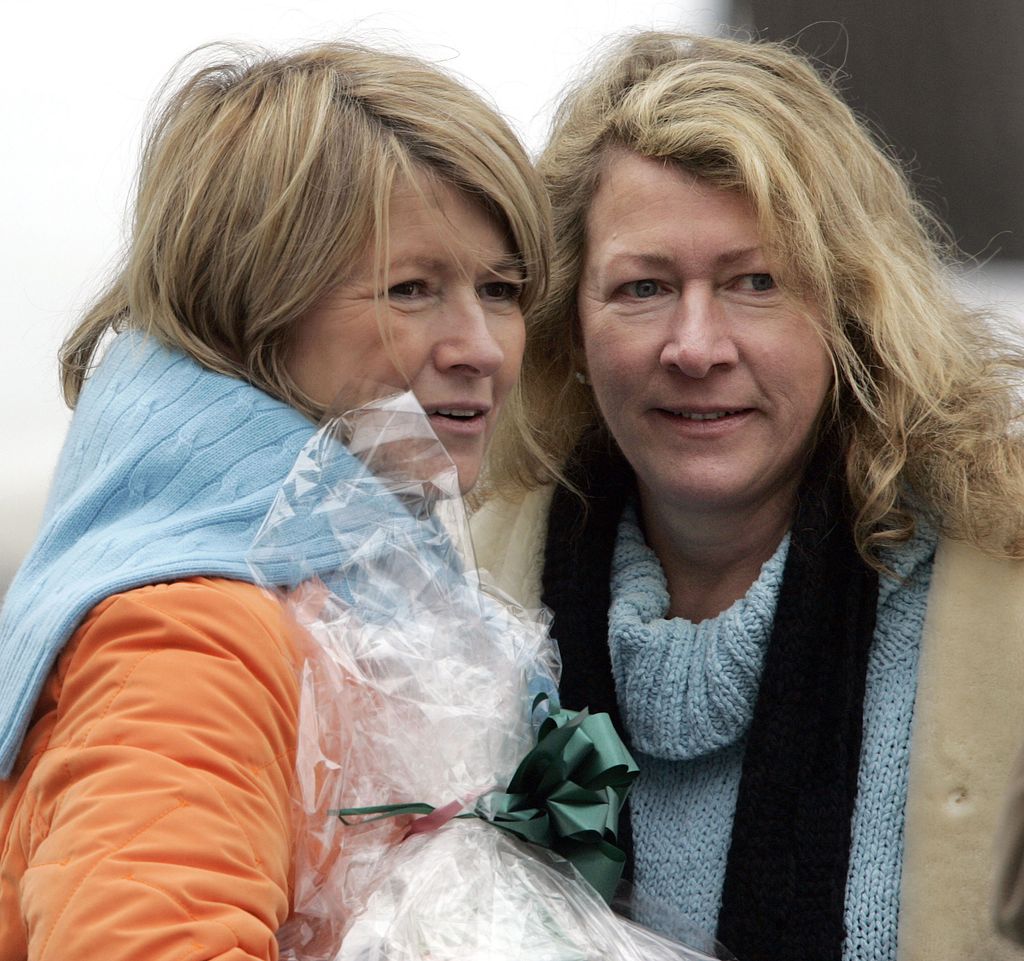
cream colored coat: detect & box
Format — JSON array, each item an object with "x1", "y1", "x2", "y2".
[{"x1": 471, "y1": 486, "x2": 1024, "y2": 961}]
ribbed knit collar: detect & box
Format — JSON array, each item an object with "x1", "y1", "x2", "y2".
[
  {"x1": 0, "y1": 332, "x2": 322, "y2": 777},
  {"x1": 608, "y1": 504, "x2": 790, "y2": 762}
]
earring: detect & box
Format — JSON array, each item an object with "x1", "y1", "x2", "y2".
[{"x1": 574, "y1": 370, "x2": 588, "y2": 385}]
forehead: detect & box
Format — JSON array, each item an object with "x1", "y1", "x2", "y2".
[
  {"x1": 339, "y1": 172, "x2": 518, "y2": 285},
  {"x1": 584, "y1": 151, "x2": 763, "y2": 262},
  {"x1": 383, "y1": 174, "x2": 513, "y2": 260}
]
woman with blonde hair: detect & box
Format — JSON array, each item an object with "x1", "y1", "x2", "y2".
[
  {"x1": 0, "y1": 41, "x2": 549, "y2": 959},
  {"x1": 473, "y1": 30, "x2": 1024, "y2": 961}
]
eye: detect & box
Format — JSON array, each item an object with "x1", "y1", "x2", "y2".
[
  {"x1": 479, "y1": 281, "x2": 524, "y2": 302},
  {"x1": 623, "y1": 279, "x2": 661, "y2": 298},
  {"x1": 387, "y1": 280, "x2": 427, "y2": 299},
  {"x1": 736, "y1": 273, "x2": 776, "y2": 293}
]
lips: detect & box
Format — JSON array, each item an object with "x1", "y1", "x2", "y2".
[
  {"x1": 423, "y1": 402, "x2": 493, "y2": 439},
  {"x1": 424, "y1": 402, "x2": 490, "y2": 422},
  {"x1": 658, "y1": 406, "x2": 750, "y2": 419},
  {"x1": 667, "y1": 409, "x2": 741, "y2": 421},
  {"x1": 433, "y1": 407, "x2": 485, "y2": 421}
]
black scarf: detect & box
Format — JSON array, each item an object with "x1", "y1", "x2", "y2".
[{"x1": 540, "y1": 434, "x2": 878, "y2": 961}]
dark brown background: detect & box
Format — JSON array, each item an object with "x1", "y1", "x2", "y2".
[{"x1": 727, "y1": 0, "x2": 1024, "y2": 260}]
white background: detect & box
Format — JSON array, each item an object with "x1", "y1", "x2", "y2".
[{"x1": 2, "y1": 1, "x2": 1021, "y2": 592}]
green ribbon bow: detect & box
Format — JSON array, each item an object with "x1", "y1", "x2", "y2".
[
  {"x1": 332, "y1": 703, "x2": 639, "y2": 903},
  {"x1": 476, "y1": 706, "x2": 639, "y2": 902}
]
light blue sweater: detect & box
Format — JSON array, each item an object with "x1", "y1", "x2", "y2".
[
  {"x1": 0, "y1": 333, "x2": 326, "y2": 777},
  {"x1": 608, "y1": 505, "x2": 936, "y2": 961}
]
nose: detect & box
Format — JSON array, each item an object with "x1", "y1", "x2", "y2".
[
  {"x1": 434, "y1": 294, "x2": 506, "y2": 377},
  {"x1": 659, "y1": 287, "x2": 738, "y2": 377}
]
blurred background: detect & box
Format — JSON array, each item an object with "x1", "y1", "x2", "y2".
[{"x1": 2, "y1": 0, "x2": 1022, "y2": 596}]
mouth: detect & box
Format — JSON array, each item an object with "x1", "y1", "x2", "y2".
[
  {"x1": 423, "y1": 403, "x2": 492, "y2": 437},
  {"x1": 427, "y1": 406, "x2": 489, "y2": 422},
  {"x1": 660, "y1": 407, "x2": 748, "y2": 421}
]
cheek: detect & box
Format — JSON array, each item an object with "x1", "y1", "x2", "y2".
[
  {"x1": 381, "y1": 323, "x2": 435, "y2": 383},
  {"x1": 800, "y1": 341, "x2": 834, "y2": 409},
  {"x1": 777, "y1": 337, "x2": 833, "y2": 433},
  {"x1": 488, "y1": 318, "x2": 527, "y2": 407},
  {"x1": 583, "y1": 328, "x2": 641, "y2": 404},
  {"x1": 287, "y1": 326, "x2": 357, "y2": 408},
  {"x1": 585, "y1": 368, "x2": 637, "y2": 443},
  {"x1": 505, "y1": 319, "x2": 527, "y2": 378},
  {"x1": 581, "y1": 320, "x2": 610, "y2": 376}
]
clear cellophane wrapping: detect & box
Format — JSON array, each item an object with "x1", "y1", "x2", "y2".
[{"x1": 248, "y1": 393, "x2": 730, "y2": 961}]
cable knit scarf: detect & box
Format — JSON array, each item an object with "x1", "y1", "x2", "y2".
[
  {"x1": 0, "y1": 332, "x2": 323, "y2": 778},
  {"x1": 541, "y1": 434, "x2": 878, "y2": 961}
]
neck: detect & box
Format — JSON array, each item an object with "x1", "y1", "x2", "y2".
[{"x1": 639, "y1": 490, "x2": 794, "y2": 623}]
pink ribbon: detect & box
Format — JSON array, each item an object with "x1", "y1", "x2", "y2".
[{"x1": 402, "y1": 798, "x2": 467, "y2": 838}]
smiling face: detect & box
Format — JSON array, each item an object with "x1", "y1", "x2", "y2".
[
  {"x1": 287, "y1": 174, "x2": 526, "y2": 494},
  {"x1": 578, "y1": 151, "x2": 833, "y2": 530}
]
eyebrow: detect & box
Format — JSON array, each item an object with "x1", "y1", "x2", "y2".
[
  {"x1": 604, "y1": 245, "x2": 766, "y2": 270},
  {"x1": 387, "y1": 255, "x2": 451, "y2": 274},
  {"x1": 716, "y1": 245, "x2": 765, "y2": 267},
  {"x1": 387, "y1": 253, "x2": 525, "y2": 278},
  {"x1": 490, "y1": 253, "x2": 528, "y2": 278}
]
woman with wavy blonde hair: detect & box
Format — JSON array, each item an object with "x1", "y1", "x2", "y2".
[
  {"x1": 473, "y1": 30, "x2": 1024, "y2": 961},
  {"x1": 0, "y1": 40, "x2": 550, "y2": 960}
]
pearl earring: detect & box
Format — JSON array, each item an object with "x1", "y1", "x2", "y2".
[{"x1": 574, "y1": 370, "x2": 588, "y2": 385}]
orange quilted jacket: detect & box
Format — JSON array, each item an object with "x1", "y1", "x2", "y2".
[{"x1": 0, "y1": 577, "x2": 302, "y2": 960}]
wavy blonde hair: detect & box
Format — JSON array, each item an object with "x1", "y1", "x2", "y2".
[
  {"x1": 61, "y1": 41, "x2": 551, "y2": 428},
  {"x1": 487, "y1": 30, "x2": 1024, "y2": 563}
]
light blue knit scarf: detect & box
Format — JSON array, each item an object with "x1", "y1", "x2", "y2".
[
  {"x1": 0, "y1": 332, "x2": 328, "y2": 777},
  {"x1": 608, "y1": 504, "x2": 935, "y2": 960}
]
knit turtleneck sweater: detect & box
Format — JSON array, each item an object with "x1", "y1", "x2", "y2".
[
  {"x1": 0, "y1": 332, "x2": 323, "y2": 777},
  {"x1": 608, "y1": 505, "x2": 936, "y2": 961}
]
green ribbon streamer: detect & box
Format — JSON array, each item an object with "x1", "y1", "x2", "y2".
[
  {"x1": 331, "y1": 703, "x2": 639, "y2": 903},
  {"x1": 332, "y1": 802, "x2": 438, "y2": 825}
]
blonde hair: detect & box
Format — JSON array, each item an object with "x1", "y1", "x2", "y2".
[
  {"x1": 61, "y1": 41, "x2": 551, "y2": 424},
  {"x1": 490, "y1": 29, "x2": 1024, "y2": 563}
]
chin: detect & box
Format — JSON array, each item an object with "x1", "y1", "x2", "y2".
[
  {"x1": 448, "y1": 443, "x2": 487, "y2": 496},
  {"x1": 456, "y1": 468, "x2": 480, "y2": 496}
]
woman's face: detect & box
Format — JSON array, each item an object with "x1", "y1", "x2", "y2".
[
  {"x1": 578, "y1": 151, "x2": 832, "y2": 525},
  {"x1": 288, "y1": 175, "x2": 526, "y2": 494}
]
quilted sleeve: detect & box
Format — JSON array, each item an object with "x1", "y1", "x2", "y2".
[{"x1": 16, "y1": 577, "x2": 301, "y2": 961}]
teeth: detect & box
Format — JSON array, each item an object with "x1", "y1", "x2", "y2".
[
  {"x1": 673, "y1": 410, "x2": 734, "y2": 420},
  {"x1": 436, "y1": 408, "x2": 479, "y2": 418}
]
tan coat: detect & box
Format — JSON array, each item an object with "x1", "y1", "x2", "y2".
[{"x1": 472, "y1": 486, "x2": 1024, "y2": 961}]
